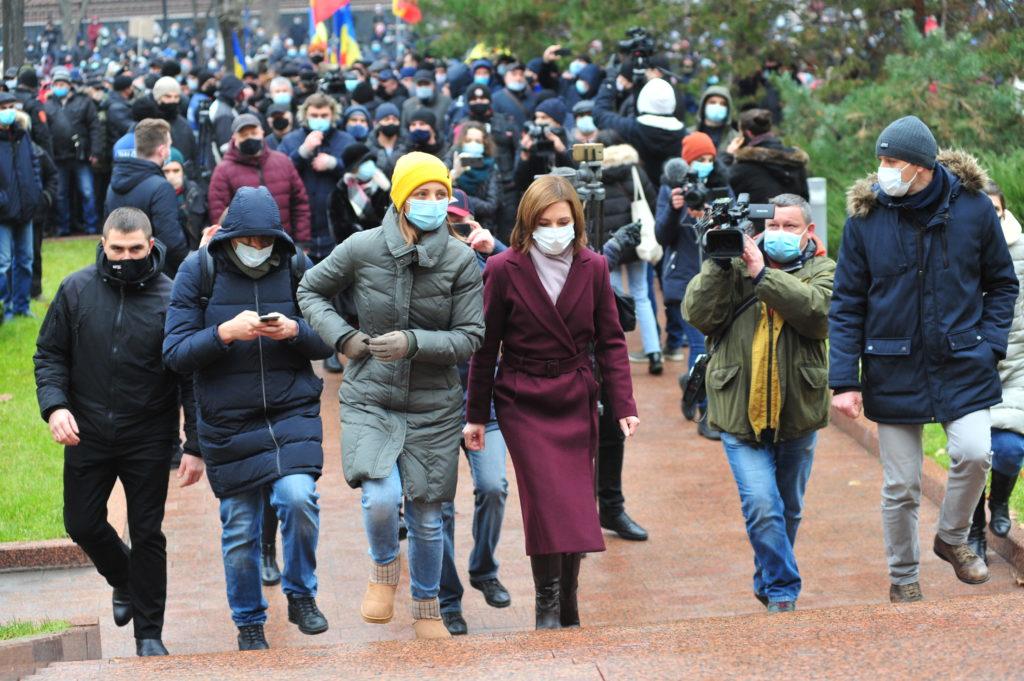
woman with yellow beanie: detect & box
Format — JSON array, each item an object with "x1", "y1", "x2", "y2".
[{"x1": 297, "y1": 151, "x2": 485, "y2": 639}]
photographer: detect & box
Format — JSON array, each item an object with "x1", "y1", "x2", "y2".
[
  {"x1": 683, "y1": 194, "x2": 834, "y2": 613},
  {"x1": 513, "y1": 99, "x2": 573, "y2": 192}
]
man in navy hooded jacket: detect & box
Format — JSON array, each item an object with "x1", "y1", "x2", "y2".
[
  {"x1": 829, "y1": 116, "x2": 1018, "y2": 603},
  {"x1": 163, "y1": 186, "x2": 333, "y2": 651}
]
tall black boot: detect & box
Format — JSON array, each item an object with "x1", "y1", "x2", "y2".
[
  {"x1": 530, "y1": 554, "x2": 561, "y2": 630},
  {"x1": 559, "y1": 553, "x2": 582, "y2": 628},
  {"x1": 989, "y1": 470, "x2": 1018, "y2": 537},
  {"x1": 968, "y1": 493, "x2": 988, "y2": 565}
]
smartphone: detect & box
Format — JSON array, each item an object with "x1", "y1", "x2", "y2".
[
  {"x1": 459, "y1": 154, "x2": 485, "y2": 169},
  {"x1": 554, "y1": 47, "x2": 572, "y2": 57},
  {"x1": 452, "y1": 222, "x2": 474, "y2": 238},
  {"x1": 258, "y1": 313, "x2": 282, "y2": 323}
]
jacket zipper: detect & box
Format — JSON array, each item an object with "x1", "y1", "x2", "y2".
[
  {"x1": 107, "y1": 286, "x2": 126, "y2": 431},
  {"x1": 914, "y1": 226, "x2": 937, "y2": 422},
  {"x1": 254, "y1": 280, "x2": 283, "y2": 475}
]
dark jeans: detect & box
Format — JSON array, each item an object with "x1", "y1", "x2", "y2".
[
  {"x1": 262, "y1": 485, "x2": 278, "y2": 545},
  {"x1": 63, "y1": 439, "x2": 174, "y2": 639},
  {"x1": 55, "y1": 160, "x2": 98, "y2": 235},
  {"x1": 597, "y1": 387, "x2": 626, "y2": 516}
]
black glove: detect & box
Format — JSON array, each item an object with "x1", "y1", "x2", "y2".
[{"x1": 610, "y1": 220, "x2": 642, "y2": 251}]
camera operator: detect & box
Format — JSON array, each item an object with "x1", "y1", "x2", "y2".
[
  {"x1": 683, "y1": 194, "x2": 834, "y2": 613},
  {"x1": 513, "y1": 99, "x2": 572, "y2": 192}
]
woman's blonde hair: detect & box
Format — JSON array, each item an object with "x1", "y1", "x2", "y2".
[{"x1": 509, "y1": 175, "x2": 587, "y2": 254}]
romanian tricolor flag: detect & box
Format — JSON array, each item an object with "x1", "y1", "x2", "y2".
[
  {"x1": 392, "y1": 0, "x2": 422, "y2": 24},
  {"x1": 336, "y1": 4, "x2": 361, "y2": 66},
  {"x1": 231, "y1": 31, "x2": 247, "y2": 79}
]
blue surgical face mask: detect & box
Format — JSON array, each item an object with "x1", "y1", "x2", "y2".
[
  {"x1": 409, "y1": 128, "x2": 431, "y2": 145},
  {"x1": 356, "y1": 159, "x2": 376, "y2": 181},
  {"x1": 347, "y1": 123, "x2": 368, "y2": 140},
  {"x1": 575, "y1": 115, "x2": 596, "y2": 135},
  {"x1": 461, "y1": 141, "x2": 485, "y2": 158},
  {"x1": 415, "y1": 85, "x2": 434, "y2": 101},
  {"x1": 506, "y1": 79, "x2": 526, "y2": 93},
  {"x1": 287, "y1": 48, "x2": 297, "y2": 57},
  {"x1": 575, "y1": 79, "x2": 589, "y2": 96},
  {"x1": 0, "y1": 109, "x2": 17, "y2": 126},
  {"x1": 497, "y1": 64, "x2": 509, "y2": 77},
  {"x1": 272, "y1": 92, "x2": 292, "y2": 106},
  {"x1": 405, "y1": 198, "x2": 449, "y2": 231},
  {"x1": 569, "y1": 61, "x2": 585, "y2": 77},
  {"x1": 345, "y1": 79, "x2": 359, "y2": 93},
  {"x1": 704, "y1": 102, "x2": 728, "y2": 123},
  {"x1": 307, "y1": 117, "x2": 331, "y2": 133},
  {"x1": 52, "y1": 85, "x2": 70, "y2": 98},
  {"x1": 763, "y1": 228, "x2": 806, "y2": 264},
  {"x1": 692, "y1": 160, "x2": 714, "y2": 180},
  {"x1": 473, "y1": 74, "x2": 489, "y2": 86}
]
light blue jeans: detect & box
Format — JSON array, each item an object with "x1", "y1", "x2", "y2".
[
  {"x1": 439, "y1": 425, "x2": 509, "y2": 613},
  {"x1": 362, "y1": 461, "x2": 444, "y2": 601},
  {"x1": 721, "y1": 432, "x2": 817, "y2": 604},
  {"x1": 610, "y1": 260, "x2": 660, "y2": 354},
  {"x1": 0, "y1": 221, "x2": 33, "y2": 315},
  {"x1": 219, "y1": 473, "x2": 320, "y2": 626}
]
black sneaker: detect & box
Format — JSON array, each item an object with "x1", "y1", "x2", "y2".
[
  {"x1": 237, "y1": 624, "x2": 269, "y2": 651},
  {"x1": 469, "y1": 578, "x2": 512, "y2": 608},
  {"x1": 442, "y1": 611, "x2": 468, "y2": 635},
  {"x1": 287, "y1": 594, "x2": 329, "y2": 635},
  {"x1": 648, "y1": 352, "x2": 663, "y2": 376},
  {"x1": 697, "y1": 413, "x2": 721, "y2": 441}
]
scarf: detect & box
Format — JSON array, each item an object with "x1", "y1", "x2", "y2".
[
  {"x1": 456, "y1": 157, "x2": 494, "y2": 195},
  {"x1": 344, "y1": 171, "x2": 390, "y2": 222}
]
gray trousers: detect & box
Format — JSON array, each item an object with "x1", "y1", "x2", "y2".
[{"x1": 877, "y1": 409, "x2": 992, "y2": 585}]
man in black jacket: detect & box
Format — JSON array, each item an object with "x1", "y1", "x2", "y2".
[
  {"x1": 12, "y1": 68, "x2": 53, "y2": 155},
  {"x1": 43, "y1": 66, "x2": 103, "y2": 235},
  {"x1": 105, "y1": 118, "x2": 188, "y2": 277},
  {"x1": 105, "y1": 74, "x2": 136, "y2": 145},
  {"x1": 34, "y1": 207, "x2": 203, "y2": 658}
]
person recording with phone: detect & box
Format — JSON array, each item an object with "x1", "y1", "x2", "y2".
[
  {"x1": 448, "y1": 121, "x2": 501, "y2": 226},
  {"x1": 513, "y1": 98, "x2": 573, "y2": 192}
]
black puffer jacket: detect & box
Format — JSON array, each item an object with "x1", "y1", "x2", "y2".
[
  {"x1": 728, "y1": 136, "x2": 809, "y2": 203},
  {"x1": 599, "y1": 144, "x2": 657, "y2": 258},
  {"x1": 34, "y1": 242, "x2": 197, "y2": 451},
  {"x1": 42, "y1": 89, "x2": 103, "y2": 162}
]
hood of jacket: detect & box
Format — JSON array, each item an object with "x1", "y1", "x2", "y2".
[
  {"x1": 699, "y1": 85, "x2": 733, "y2": 120},
  {"x1": 734, "y1": 137, "x2": 809, "y2": 168},
  {"x1": 218, "y1": 75, "x2": 245, "y2": 102},
  {"x1": 110, "y1": 156, "x2": 166, "y2": 194},
  {"x1": 577, "y1": 63, "x2": 603, "y2": 95},
  {"x1": 601, "y1": 143, "x2": 640, "y2": 170},
  {"x1": 845, "y1": 148, "x2": 989, "y2": 219},
  {"x1": 211, "y1": 185, "x2": 295, "y2": 252}
]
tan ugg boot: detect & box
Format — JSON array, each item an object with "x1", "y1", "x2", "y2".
[
  {"x1": 361, "y1": 557, "x2": 400, "y2": 624},
  {"x1": 411, "y1": 598, "x2": 450, "y2": 639}
]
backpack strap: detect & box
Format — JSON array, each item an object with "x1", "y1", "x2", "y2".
[
  {"x1": 198, "y1": 245, "x2": 215, "y2": 310},
  {"x1": 288, "y1": 251, "x2": 307, "y2": 300}
]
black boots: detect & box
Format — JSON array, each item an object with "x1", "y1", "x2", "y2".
[
  {"x1": 989, "y1": 470, "x2": 1017, "y2": 537},
  {"x1": 287, "y1": 594, "x2": 329, "y2": 635},
  {"x1": 530, "y1": 554, "x2": 562, "y2": 630},
  {"x1": 237, "y1": 624, "x2": 269, "y2": 651},
  {"x1": 136, "y1": 638, "x2": 168, "y2": 656},
  {"x1": 559, "y1": 553, "x2": 582, "y2": 628},
  {"x1": 112, "y1": 586, "x2": 133, "y2": 627},
  {"x1": 969, "y1": 494, "x2": 988, "y2": 565},
  {"x1": 260, "y1": 542, "x2": 281, "y2": 586},
  {"x1": 648, "y1": 352, "x2": 663, "y2": 375},
  {"x1": 599, "y1": 510, "x2": 649, "y2": 541}
]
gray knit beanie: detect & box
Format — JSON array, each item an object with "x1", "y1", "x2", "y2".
[{"x1": 875, "y1": 115, "x2": 937, "y2": 169}]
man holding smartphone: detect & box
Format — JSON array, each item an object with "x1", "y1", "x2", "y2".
[{"x1": 163, "y1": 187, "x2": 334, "y2": 651}]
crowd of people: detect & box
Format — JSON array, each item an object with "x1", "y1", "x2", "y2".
[{"x1": 4, "y1": 20, "x2": 1020, "y2": 662}]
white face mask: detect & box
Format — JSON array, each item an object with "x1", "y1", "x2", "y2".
[
  {"x1": 877, "y1": 162, "x2": 918, "y2": 198},
  {"x1": 234, "y1": 241, "x2": 274, "y2": 267},
  {"x1": 532, "y1": 224, "x2": 575, "y2": 255}
]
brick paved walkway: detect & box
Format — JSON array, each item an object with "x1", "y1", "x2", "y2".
[{"x1": 2, "y1": 357, "x2": 1020, "y2": 658}]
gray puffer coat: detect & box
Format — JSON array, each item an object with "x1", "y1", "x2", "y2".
[
  {"x1": 297, "y1": 208, "x2": 485, "y2": 502},
  {"x1": 992, "y1": 210, "x2": 1024, "y2": 435}
]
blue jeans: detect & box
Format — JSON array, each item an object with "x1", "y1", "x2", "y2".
[
  {"x1": 721, "y1": 431, "x2": 817, "y2": 604},
  {"x1": 610, "y1": 261, "x2": 660, "y2": 354},
  {"x1": 362, "y1": 462, "x2": 444, "y2": 601},
  {"x1": 56, "y1": 160, "x2": 98, "y2": 235},
  {"x1": 992, "y1": 428, "x2": 1024, "y2": 478},
  {"x1": 0, "y1": 221, "x2": 33, "y2": 315},
  {"x1": 219, "y1": 473, "x2": 320, "y2": 626},
  {"x1": 439, "y1": 425, "x2": 509, "y2": 613}
]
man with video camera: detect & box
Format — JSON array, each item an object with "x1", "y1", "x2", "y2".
[
  {"x1": 513, "y1": 98, "x2": 573, "y2": 192},
  {"x1": 683, "y1": 193, "x2": 834, "y2": 613}
]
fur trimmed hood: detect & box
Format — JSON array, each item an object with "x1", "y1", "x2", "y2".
[
  {"x1": 734, "y1": 143, "x2": 809, "y2": 167},
  {"x1": 845, "y1": 148, "x2": 990, "y2": 219},
  {"x1": 601, "y1": 143, "x2": 641, "y2": 169}
]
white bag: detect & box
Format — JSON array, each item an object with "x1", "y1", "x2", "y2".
[{"x1": 631, "y1": 166, "x2": 662, "y2": 264}]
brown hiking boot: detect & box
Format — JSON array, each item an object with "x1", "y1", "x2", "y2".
[
  {"x1": 933, "y1": 535, "x2": 990, "y2": 584},
  {"x1": 889, "y1": 582, "x2": 923, "y2": 603}
]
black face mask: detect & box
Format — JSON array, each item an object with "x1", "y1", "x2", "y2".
[
  {"x1": 310, "y1": 54, "x2": 325, "y2": 65},
  {"x1": 378, "y1": 123, "x2": 400, "y2": 137},
  {"x1": 468, "y1": 102, "x2": 492, "y2": 121},
  {"x1": 158, "y1": 101, "x2": 179, "y2": 121},
  {"x1": 238, "y1": 137, "x2": 263, "y2": 156},
  {"x1": 271, "y1": 116, "x2": 290, "y2": 131},
  {"x1": 103, "y1": 254, "x2": 151, "y2": 283},
  {"x1": 202, "y1": 84, "x2": 217, "y2": 96}
]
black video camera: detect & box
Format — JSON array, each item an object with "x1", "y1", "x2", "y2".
[
  {"x1": 619, "y1": 27, "x2": 655, "y2": 63},
  {"x1": 694, "y1": 193, "x2": 775, "y2": 259},
  {"x1": 524, "y1": 121, "x2": 555, "y2": 152},
  {"x1": 318, "y1": 71, "x2": 346, "y2": 98},
  {"x1": 682, "y1": 171, "x2": 710, "y2": 211}
]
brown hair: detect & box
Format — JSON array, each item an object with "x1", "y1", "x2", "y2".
[
  {"x1": 739, "y1": 108, "x2": 773, "y2": 136},
  {"x1": 134, "y1": 118, "x2": 171, "y2": 159},
  {"x1": 509, "y1": 175, "x2": 587, "y2": 254},
  {"x1": 453, "y1": 121, "x2": 495, "y2": 158},
  {"x1": 103, "y1": 206, "x2": 153, "y2": 239},
  {"x1": 985, "y1": 181, "x2": 1006, "y2": 213},
  {"x1": 299, "y1": 93, "x2": 339, "y2": 123}
]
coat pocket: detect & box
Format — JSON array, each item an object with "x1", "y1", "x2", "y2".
[
  {"x1": 788, "y1": 365, "x2": 830, "y2": 434},
  {"x1": 708, "y1": 364, "x2": 740, "y2": 389},
  {"x1": 706, "y1": 364, "x2": 743, "y2": 434},
  {"x1": 947, "y1": 327, "x2": 984, "y2": 352},
  {"x1": 862, "y1": 337, "x2": 915, "y2": 397},
  {"x1": 864, "y1": 338, "x2": 912, "y2": 356}
]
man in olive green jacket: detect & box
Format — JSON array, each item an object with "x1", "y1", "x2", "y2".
[{"x1": 684, "y1": 193, "x2": 834, "y2": 613}]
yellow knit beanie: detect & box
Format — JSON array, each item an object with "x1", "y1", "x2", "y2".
[{"x1": 390, "y1": 151, "x2": 453, "y2": 210}]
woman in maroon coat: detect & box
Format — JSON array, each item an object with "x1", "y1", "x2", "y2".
[{"x1": 465, "y1": 175, "x2": 639, "y2": 630}]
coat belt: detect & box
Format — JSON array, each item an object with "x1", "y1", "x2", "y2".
[{"x1": 501, "y1": 349, "x2": 590, "y2": 378}]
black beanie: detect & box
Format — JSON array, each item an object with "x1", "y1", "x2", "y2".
[{"x1": 409, "y1": 108, "x2": 437, "y2": 130}]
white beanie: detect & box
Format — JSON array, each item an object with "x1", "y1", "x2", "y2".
[
  {"x1": 152, "y1": 76, "x2": 181, "y2": 101},
  {"x1": 636, "y1": 78, "x2": 676, "y2": 116}
]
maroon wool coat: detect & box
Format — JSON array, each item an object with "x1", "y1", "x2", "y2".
[
  {"x1": 207, "y1": 141, "x2": 312, "y2": 242},
  {"x1": 466, "y1": 247, "x2": 637, "y2": 556}
]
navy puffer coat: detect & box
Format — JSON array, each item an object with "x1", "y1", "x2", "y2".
[
  {"x1": 829, "y1": 150, "x2": 1018, "y2": 424},
  {"x1": 163, "y1": 186, "x2": 333, "y2": 498}
]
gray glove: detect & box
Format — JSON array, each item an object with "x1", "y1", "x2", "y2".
[
  {"x1": 367, "y1": 331, "x2": 416, "y2": 362},
  {"x1": 340, "y1": 331, "x2": 370, "y2": 360}
]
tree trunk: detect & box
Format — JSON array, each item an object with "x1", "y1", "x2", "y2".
[
  {"x1": 259, "y1": 0, "x2": 280, "y2": 36},
  {"x1": 58, "y1": 0, "x2": 76, "y2": 44},
  {"x1": 1, "y1": 0, "x2": 26, "y2": 70},
  {"x1": 218, "y1": 0, "x2": 242, "y2": 74}
]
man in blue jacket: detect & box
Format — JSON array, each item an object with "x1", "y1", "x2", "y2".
[
  {"x1": 163, "y1": 186, "x2": 334, "y2": 651},
  {"x1": 829, "y1": 116, "x2": 1018, "y2": 603},
  {"x1": 0, "y1": 94, "x2": 42, "y2": 320}
]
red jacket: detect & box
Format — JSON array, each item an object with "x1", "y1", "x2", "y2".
[{"x1": 207, "y1": 141, "x2": 312, "y2": 242}]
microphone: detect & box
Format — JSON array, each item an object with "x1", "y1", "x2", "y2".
[{"x1": 662, "y1": 157, "x2": 689, "y2": 188}]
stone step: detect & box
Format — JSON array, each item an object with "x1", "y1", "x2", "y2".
[{"x1": 26, "y1": 591, "x2": 1024, "y2": 679}]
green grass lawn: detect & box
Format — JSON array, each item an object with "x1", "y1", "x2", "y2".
[
  {"x1": 0, "y1": 619, "x2": 70, "y2": 641},
  {"x1": 0, "y1": 237, "x2": 99, "y2": 542}
]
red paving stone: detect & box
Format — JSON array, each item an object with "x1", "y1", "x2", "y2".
[{"x1": 3, "y1": 348, "x2": 1022, "y2": 662}]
